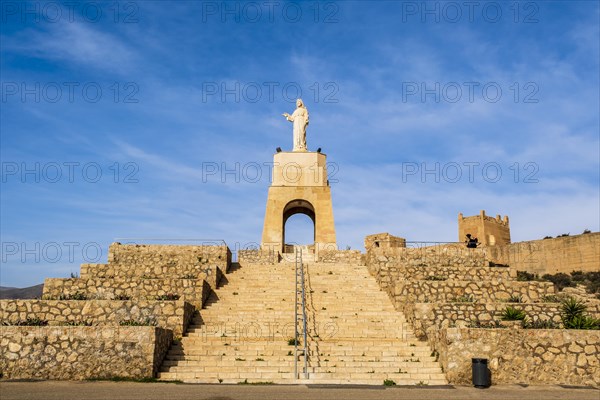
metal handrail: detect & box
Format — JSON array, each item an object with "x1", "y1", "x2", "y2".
[
  {"x1": 300, "y1": 251, "x2": 308, "y2": 379},
  {"x1": 294, "y1": 248, "x2": 308, "y2": 380}
]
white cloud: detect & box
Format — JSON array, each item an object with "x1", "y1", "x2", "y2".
[{"x1": 2, "y1": 22, "x2": 135, "y2": 74}]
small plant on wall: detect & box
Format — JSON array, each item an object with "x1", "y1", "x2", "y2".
[
  {"x1": 500, "y1": 306, "x2": 527, "y2": 321},
  {"x1": 561, "y1": 297, "x2": 600, "y2": 330}
]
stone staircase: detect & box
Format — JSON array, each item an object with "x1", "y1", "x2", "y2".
[{"x1": 158, "y1": 259, "x2": 447, "y2": 385}]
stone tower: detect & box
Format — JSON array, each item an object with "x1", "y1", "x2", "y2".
[
  {"x1": 261, "y1": 151, "x2": 337, "y2": 253},
  {"x1": 458, "y1": 210, "x2": 510, "y2": 246}
]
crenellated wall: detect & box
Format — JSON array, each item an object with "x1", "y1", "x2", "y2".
[
  {"x1": 458, "y1": 210, "x2": 511, "y2": 246},
  {"x1": 486, "y1": 232, "x2": 600, "y2": 275}
]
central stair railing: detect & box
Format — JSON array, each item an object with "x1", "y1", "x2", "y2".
[{"x1": 294, "y1": 248, "x2": 309, "y2": 379}]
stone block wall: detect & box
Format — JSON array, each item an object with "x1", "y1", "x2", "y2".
[
  {"x1": 429, "y1": 327, "x2": 600, "y2": 386},
  {"x1": 0, "y1": 243, "x2": 234, "y2": 381},
  {"x1": 80, "y1": 263, "x2": 223, "y2": 291},
  {"x1": 486, "y1": 232, "x2": 600, "y2": 275},
  {"x1": 42, "y1": 278, "x2": 211, "y2": 309},
  {"x1": 392, "y1": 279, "x2": 554, "y2": 304},
  {"x1": 238, "y1": 249, "x2": 279, "y2": 265},
  {"x1": 317, "y1": 250, "x2": 363, "y2": 264},
  {"x1": 108, "y1": 243, "x2": 231, "y2": 271},
  {"x1": 0, "y1": 299, "x2": 195, "y2": 337},
  {"x1": 82, "y1": 243, "x2": 231, "y2": 290},
  {"x1": 0, "y1": 326, "x2": 172, "y2": 380},
  {"x1": 404, "y1": 302, "x2": 600, "y2": 339},
  {"x1": 364, "y1": 233, "x2": 406, "y2": 251},
  {"x1": 372, "y1": 264, "x2": 513, "y2": 285}
]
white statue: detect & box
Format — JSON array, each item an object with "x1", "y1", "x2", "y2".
[{"x1": 282, "y1": 99, "x2": 309, "y2": 152}]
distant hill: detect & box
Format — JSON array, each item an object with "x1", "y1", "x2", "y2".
[{"x1": 0, "y1": 284, "x2": 44, "y2": 299}]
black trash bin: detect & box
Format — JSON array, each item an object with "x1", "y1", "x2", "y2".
[{"x1": 472, "y1": 358, "x2": 491, "y2": 388}]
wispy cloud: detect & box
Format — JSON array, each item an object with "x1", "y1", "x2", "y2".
[
  {"x1": 2, "y1": 22, "x2": 136, "y2": 74},
  {"x1": 1, "y1": 1, "x2": 598, "y2": 287}
]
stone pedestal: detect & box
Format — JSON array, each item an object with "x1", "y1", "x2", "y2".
[{"x1": 261, "y1": 151, "x2": 336, "y2": 254}]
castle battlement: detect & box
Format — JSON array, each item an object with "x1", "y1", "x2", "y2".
[{"x1": 458, "y1": 210, "x2": 511, "y2": 246}]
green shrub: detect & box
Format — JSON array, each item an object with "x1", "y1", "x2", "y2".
[
  {"x1": 58, "y1": 292, "x2": 87, "y2": 300},
  {"x1": 10, "y1": 317, "x2": 49, "y2": 326},
  {"x1": 453, "y1": 294, "x2": 475, "y2": 303},
  {"x1": 119, "y1": 318, "x2": 157, "y2": 326},
  {"x1": 383, "y1": 379, "x2": 396, "y2": 386},
  {"x1": 155, "y1": 294, "x2": 180, "y2": 301},
  {"x1": 561, "y1": 297, "x2": 600, "y2": 329},
  {"x1": 506, "y1": 294, "x2": 523, "y2": 303},
  {"x1": 468, "y1": 320, "x2": 504, "y2": 328},
  {"x1": 516, "y1": 271, "x2": 537, "y2": 281},
  {"x1": 570, "y1": 270, "x2": 585, "y2": 282},
  {"x1": 523, "y1": 319, "x2": 560, "y2": 329},
  {"x1": 500, "y1": 306, "x2": 527, "y2": 321},
  {"x1": 64, "y1": 320, "x2": 93, "y2": 326},
  {"x1": 541, "y1": 294, "x2": 562, "y2": 303},
  {"x1": 565, "y1": 315, "x2": 600, "y2": 330},
  {"x1": 425, "y1": 275, "x2": 447, "y2": 281},
  {"x1": 541, "y1": 273, "x2": 573, "y2": 291},
  {"x1": 538, "y1": 271, "x2": 600, "y2": 296}
]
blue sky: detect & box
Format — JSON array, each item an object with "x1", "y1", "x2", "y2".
[{"x1": 1, "y1": 1, "x2": 599, "y2": 287}]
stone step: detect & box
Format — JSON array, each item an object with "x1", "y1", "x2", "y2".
[
  {"x1": 157, "y1": 371, "x2": 446, "y2": 385},
  {"x1": 162, "y1": 358, "x2": 441, "y2": 368},
  {"x1": 168, "y1": 349, "x2": 434, "y2": 358},
  {"x1": 161, "y1": 365, "x2": 443, "y2": 375},
  {"x1": 158, "y1": 260, "x2": 445, "y2": 385}
]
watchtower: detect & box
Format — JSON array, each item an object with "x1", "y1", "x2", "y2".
[{"x1": 458, "y1": 210, "x2": 510, "y2": 246}]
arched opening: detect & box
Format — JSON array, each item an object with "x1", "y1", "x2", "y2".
[{"x1": 282, "y1": 199, "x2": 315, "y2": 253}]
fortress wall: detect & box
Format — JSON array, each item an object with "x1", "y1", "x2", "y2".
[
  {"x1": 0, "y1": 326, "x2": 172, "y2": 380},
  {"x1": 486, "y1": 233, "x2": 600, "y2": 275},
  {"x1": 0, "y1": 299, "x2": 194, "y2": 337},
  {"x1": 42, "y1": 278, "x2": 211, "y2": 309},
  {"x1": 429, "y1": 327, "x2": 600, "y2": 386}
]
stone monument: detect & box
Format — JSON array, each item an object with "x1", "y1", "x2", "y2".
[{"x1": 261, "y1": 100, "x2": 337, "y2": 254}]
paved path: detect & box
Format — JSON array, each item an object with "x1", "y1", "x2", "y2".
[{"x1": 1, "y1": 381, "x2": 599, "y2": 400}]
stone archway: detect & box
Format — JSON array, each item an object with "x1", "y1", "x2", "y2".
[{"x1": 282, "y1": 199, "x2": 316, "y2": 252}]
